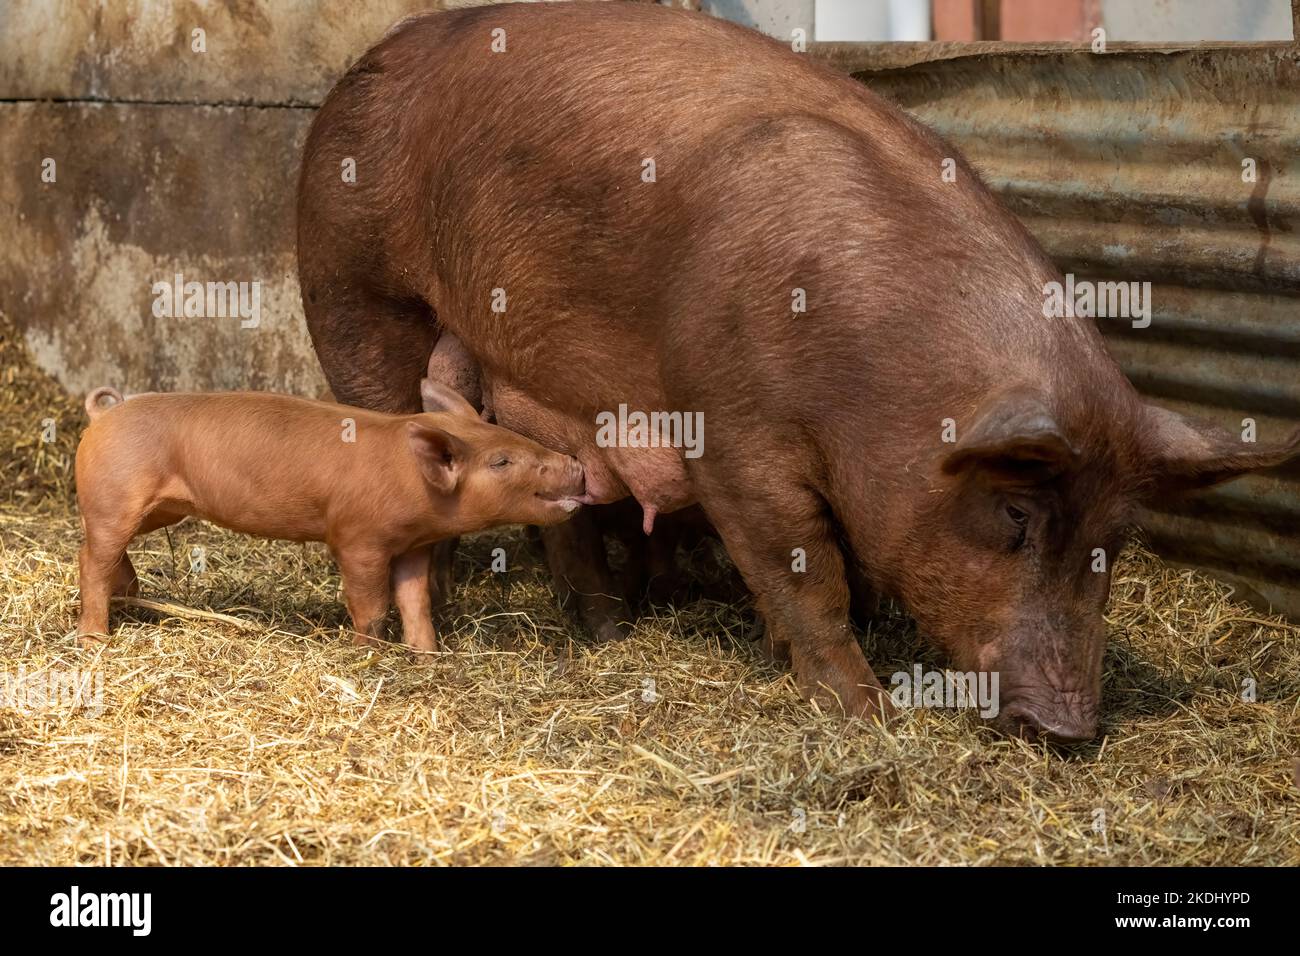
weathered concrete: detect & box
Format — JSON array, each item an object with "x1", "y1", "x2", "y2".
[
  {"x1": 0, "y1": 101, "x2": 324, "y2": 396},
  {"x1": 0, "y1": 0, "x2": 473, "y2": 397},
  {"x1": 0, "y1": 0, "x2": 450, "y2": 104},
  {"x1": 0, "y1": 0, "x2": 584, "y2": 396}
]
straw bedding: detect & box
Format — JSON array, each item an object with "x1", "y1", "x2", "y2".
[{"x1": 1, "y1": 317, "x2": 1296, "y2": 865}]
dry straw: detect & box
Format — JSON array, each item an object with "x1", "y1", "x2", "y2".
[{"x1": 1, "y1": 317, "x2": 1296, "y2": 865}]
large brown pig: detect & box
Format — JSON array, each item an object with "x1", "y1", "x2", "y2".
[{"x1": 297, "y1": 2, "x2": 1300, "y2": 740}]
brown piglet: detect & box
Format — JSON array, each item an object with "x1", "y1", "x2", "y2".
[{"x1": 74, "y1": 380, "x2": 586, "y2": 651}]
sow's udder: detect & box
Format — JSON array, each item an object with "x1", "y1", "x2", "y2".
[{"x1": 489, "y1": 381, "x2": 696, "y2": 521}]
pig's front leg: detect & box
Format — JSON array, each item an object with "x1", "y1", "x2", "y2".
[
  {"x1": 393, "y1": 547, "x2": 438, "y2": 652},
  {"x1": 691, "y1": 457, "x2": 892, "y2": 723},
  {"x1": 334, "y1": 546, "x2": 393, "y2": 647},
  {"x1": 541, "y1": 507, "x2": 630, "y2": 643}
]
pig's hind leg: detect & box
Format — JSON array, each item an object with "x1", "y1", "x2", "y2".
[
  {"x1": 105, "y1": 507, "x2": 180, "y2": 600},
  {"x1": 110, "y1": 556, "x2": 139, "y2": 597},
  {"x1": 304, "y1": 287, "x2": 437, "y2": 415},
  {"x1": 78, "y1": 505, "x2": 187, "y2": 644},
  {"x1": 419, "y1": 330, "x2": 487, "y2": 610},
  {"x1": 76, "y1": 514, "x2": 143, "y2": 644},
  {"x1": 76, "y1": 536, "x2": 118, "y2": 645},
  {"x1": 543, "y1": 508, "x2": 630, "y2": 644}
]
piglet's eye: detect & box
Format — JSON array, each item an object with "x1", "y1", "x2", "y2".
[
  {"x1": 490, "y1": 457, "x2": 511, "y2": 470},
  {"x1": 1006, "y1": 504, "x2": 1029, "y2": 526}
]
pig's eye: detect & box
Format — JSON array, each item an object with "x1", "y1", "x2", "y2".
[
  {"x1": 1006, "y1": 504, "x2": 1030, "y2": 550},
  {"x1": 490, "y1": 456, "x2": 511, "y2": 470}
]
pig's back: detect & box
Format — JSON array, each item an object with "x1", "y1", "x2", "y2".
[
  {"x1": 301, "y1": 2, "x2": 1057, "y2": 508},
  {"x1": 91, "y1": 393, "x2": 401, "y2": 541},
  {"x1": 311, "y1": 2, "x2": 962, "y2": 392}
]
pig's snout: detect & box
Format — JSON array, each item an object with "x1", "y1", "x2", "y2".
[
  {"x1": 983, "y1": 631, "x2": 1103, "y2": 745},
  {"x1": 540, "y1": 454, "x2": 584, "y2": 491},
  {"x1": 535, "y1": 455, "x2": 586, "y2": 510},
  {"x1": 998, "y1": 699, "x2": 1097, "y2": 745}
]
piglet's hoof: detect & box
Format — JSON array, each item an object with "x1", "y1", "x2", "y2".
[{"x1": 403, "y1": 633, "x2": 440, "y2": 656}]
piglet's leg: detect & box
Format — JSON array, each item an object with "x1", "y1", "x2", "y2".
[
  {"x1": 335, "y1": 547, "x2": 393, "y2": 647},
  {"x1": 77, "y1": 541, "x2": 117, "y2": 645},
  {"x1": 76, "y1": 511, "x2": 148, "y2": 645},
  {"x1": 393, "y1": 547, "x2": 438, "y2": 652},
  {"x1": 108, "y1": 554, "x2": 140, "y2": 598}
]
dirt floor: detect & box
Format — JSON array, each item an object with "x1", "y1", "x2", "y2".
[{"x1": 1, "y1": 318, "x2": 1298, "y2": 865}]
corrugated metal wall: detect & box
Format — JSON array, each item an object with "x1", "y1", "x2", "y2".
[{"x1": 815, "y1": 18, "x2": 1300, "y2": 617}]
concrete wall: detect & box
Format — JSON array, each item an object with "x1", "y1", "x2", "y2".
[
  {"x1": 0, "y1": 0, "x2": 472, "y2": 398},
  {"x1": 0, "y1": 0, "x2": 721, "y2": 398},
  {"x1": 703, "y1": 0, "x2": 812, "y2": 38}
]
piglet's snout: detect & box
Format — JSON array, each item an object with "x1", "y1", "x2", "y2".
[{"x1": 537, "y1": 455, "x2": 586, "y2": 503}]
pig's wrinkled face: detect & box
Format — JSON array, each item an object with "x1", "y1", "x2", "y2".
[
  {"x1": 891, "y1": 385, "x2": 1300, "y2": 744},
  {"x1": 409, "y1": 379, "x2": 586, "y2": 528},
  {"x1": 887, "y1": 386, "x2": 1137, "y2": 744},
  {"x1": 901, "y1": 459, "x2": 1134, "y2": 744}
]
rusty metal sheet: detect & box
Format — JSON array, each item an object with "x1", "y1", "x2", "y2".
[{"x1": 814, "y1": 10, "x2": 1300, "y2": 617}]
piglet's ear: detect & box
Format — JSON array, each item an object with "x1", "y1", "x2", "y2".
[
  {"x1": 942, "y1": 390, "x2": 1079, "y2": 483},
  {"x1": 1139, "y1": 404, "x2": 1300, "y2": 496},
  {"x1": 407, "y1": 421, "x2": 463, "y2": 494},
  {"x1": 420, "y1": 378, "x2": 478, "y2": 420}
]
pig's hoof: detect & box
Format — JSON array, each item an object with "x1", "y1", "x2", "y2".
[
  {"x1": 592, "y1": 619, "x2": 630, "y2": 643},
  {"x1": 351, "y1": 632, "x2": 386, "y2": 649},
  {"x1": 757, "y1": 629, "x2": 792, "y2": 666},
  {"x1": 803, "y1": 675, "x2": 895, "y2": 726},
  {"x1": 77, "y1": 633, "x2": 108, "y2": 649},
  {"x1": 404, "y1": 634, "x2": 440, "y2": 655},
  {"x1": 833, "y1": 683, "x2": 895, "y2": 727}
]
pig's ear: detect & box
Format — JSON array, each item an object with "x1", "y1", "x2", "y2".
[
  {"x1": 420, "y1": 378, "x2": 478, "y2": 420},
  {"x1": 942, "y1": 391, "x2": 1079, "y2": 482},
  {"x1": 1138, "y1": 404, "x2": 1300, "y2": 495},
  {"x1": 407, "y1": 421, "x2": 464, "y2": 493}
]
